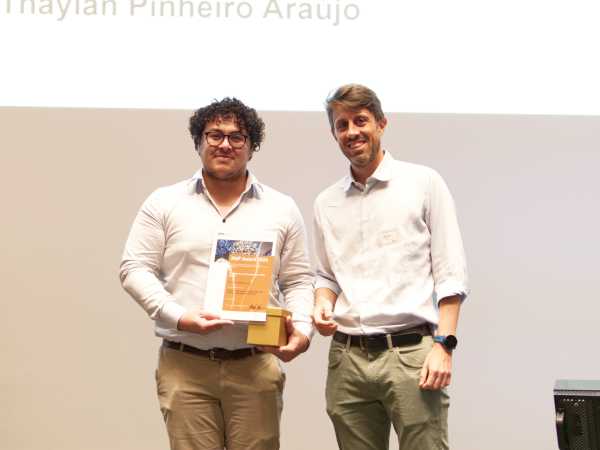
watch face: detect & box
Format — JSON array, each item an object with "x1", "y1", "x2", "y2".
[{"x1": 444, "y1": 335, "x2": 458, "y2": 350}]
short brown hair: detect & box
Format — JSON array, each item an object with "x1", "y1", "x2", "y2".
[{"x1": 325, "y1": 84, "x2": 385, "y2": 133}]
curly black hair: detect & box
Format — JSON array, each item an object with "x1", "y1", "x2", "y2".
[{"x1": 189, "y1": 97, "x2": 265, "y2": 153}]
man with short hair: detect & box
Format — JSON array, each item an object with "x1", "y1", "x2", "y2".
[
  {"x1": 120, "y1": 97, "x2": 313, "y2": 450},
  {"x1": 313, "y1": 84, "x2": 469, "y2": 450}
]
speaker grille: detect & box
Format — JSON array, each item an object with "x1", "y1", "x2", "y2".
[{"x1": 559, "y1": 397, "x2": 591, "y2": 450}]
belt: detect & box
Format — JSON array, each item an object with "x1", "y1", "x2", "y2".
[
  {"x1": 333, "y1": 324, "x2": 431, "y2": 352},
  {"x1": 163, "y1": 340, "x2": 262, "y2": 360}
]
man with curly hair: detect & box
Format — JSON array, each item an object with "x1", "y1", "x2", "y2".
[{"x1": 120, "y1": 98, "x2": 313, "y2": 450}]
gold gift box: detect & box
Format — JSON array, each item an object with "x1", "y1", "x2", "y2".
[{"x1": 247, "y1": 307, "x2": 291, "y2": 347}]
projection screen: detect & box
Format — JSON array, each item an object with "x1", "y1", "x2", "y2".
[{"x1": 2, "y1": 2, "x2": 599, "y2": 450}]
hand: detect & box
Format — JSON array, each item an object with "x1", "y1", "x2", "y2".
[
  {"x1": 258, "y1": 316, "x2": 310, "y2": 363},
  {"x1": 177, "y1": 309, "x2": 234, "y2": 335},
  {"x1": 313, "y1": 301, "x2": 338, "y2": 336},
  {"x1": 419, "y1": 343, "x2": 452, "y2": 390}
]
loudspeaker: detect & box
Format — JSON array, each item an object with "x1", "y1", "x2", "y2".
[{"x1": 554, "y1": 380, "x2": 600, "y2": 450}]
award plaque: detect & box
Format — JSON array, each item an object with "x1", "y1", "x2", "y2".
[{"x1": 204, "y1": 232, "x2": 275, "y2": 322}]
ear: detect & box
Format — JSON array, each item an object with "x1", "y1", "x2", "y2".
[
  {"x1": 248, "y1": 145, "x2": 257, "y2": 161},
  {"x1": 195, "y1": 136, "x2": 205, "y2": 155},
  {"x1": 377, "y1": 117, "x2": 388, "y2": 132},
  {"x1": 331, "y1": 128, "x2": 339, "y2": 142}
]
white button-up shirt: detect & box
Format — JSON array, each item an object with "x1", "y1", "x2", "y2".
[
  {"x1": 120, "y1": 171, "x2": 314, "y2": 350},
  {"x1": 313, "y1": 151, "x2": 469, "y2": 335}
]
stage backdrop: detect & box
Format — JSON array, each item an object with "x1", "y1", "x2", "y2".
[{"x1": 1, "y1": 107, "x2": 599, "y2": 450}]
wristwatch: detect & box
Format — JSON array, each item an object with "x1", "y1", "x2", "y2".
[{"x1": 433, "y1": 335, "x2": 458, "y2": 352}]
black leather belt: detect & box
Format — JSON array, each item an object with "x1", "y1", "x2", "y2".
[
  {"x1": 163, "y1": 340, "x2": 262, "y2": 360},
  {"x1": 333, "y1": 324, "x2": 431, "y2": 352}
]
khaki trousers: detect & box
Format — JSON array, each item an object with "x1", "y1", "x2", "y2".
[
  {"x1": 156, "y1": 345, "x2": 285, "y2": 450},
  {"x1": 326, "y1": 335, "x2": 450, "y2": 450}
]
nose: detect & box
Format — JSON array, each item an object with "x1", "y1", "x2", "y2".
[
  {"x1": 347, "y1": 122, "x2": 360, "y2": 137},
  {"x1": 218, "y1": 135, "x2": 233, "y2": 150}
]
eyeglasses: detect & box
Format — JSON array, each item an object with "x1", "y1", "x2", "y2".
[{"x1": 204, "y1": 130, "x2": 248, "y2": 149}]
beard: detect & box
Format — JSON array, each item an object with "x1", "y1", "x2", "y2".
[
  {"x1": 200, "y1": 147, "x2": 252, "y2": 183},
  {"x1": 346, "y1": 138, "x2": 381, "y2": 168},
  {"x1": 202, "y1": 164, "x2": 247, "y2": 182}
]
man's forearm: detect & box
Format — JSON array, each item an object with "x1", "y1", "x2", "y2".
[
  {"x1": 120, "y1": 267, "x2": 185, "y2": 328},
  {"x1": 315, "y1": 287, "x2": 338, "y2": 308},
  {"x1": 436, "y1": 295, "x2": 461, "y2": 335},
  {"x1": 280, "y1": 276, "x2": 314, "y2": 339}
]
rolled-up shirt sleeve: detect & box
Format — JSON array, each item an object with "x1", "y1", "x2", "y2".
[
  {"x1": 119, "y1": 190, "x2": 185, "y2": 329},
  {"x1": 278, "y1": 200, "x2": 315, "y2": 339},
  {"x1": 426, "y1": 170, "x2": 470, "y2": 304},
  {"x1": 313, "y1": 202, "x2": 342, "y2": 296}
]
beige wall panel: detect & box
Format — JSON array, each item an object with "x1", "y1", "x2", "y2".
[{"x1": 1, "y1": 107, "x2": 599, "y2": 450}]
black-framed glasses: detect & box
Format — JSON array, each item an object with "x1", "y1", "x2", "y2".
[{"x1": 204, "y1": 131, "x2": 248, "y2": 149}]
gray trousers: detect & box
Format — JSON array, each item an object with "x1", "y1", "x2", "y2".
[{"x1": 326, "y1": 335, "x2": 450, "y2": 450}]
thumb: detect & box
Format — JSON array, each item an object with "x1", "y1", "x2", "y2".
[
  {"x1": 285, "y1": 315, "x2": 295, "y2": 336},
  {"x1": 322, "y1": 303, "x2": 333, "y2": 320},
  {"x1": 419, "y1": 365, "x2": 428, "y2": 387},
  {"x1": 419, "y1": 353, "x2": 431, "y2": 386},
  {"x1": 200, "y1": 311, "x2": 222, "y2": 320}
]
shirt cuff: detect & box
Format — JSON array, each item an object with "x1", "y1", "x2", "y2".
[
  {"x1": 159, "y1": 301, "x2": 187, "y2": 329},
  {"x1": 314, "y1": 276, "x2": 342, "y2": 296},
  {"x1": 435, "y1": 279, "x2": 470, "y2": 305},
  {"x1": 292, "y1": 315, "x2": 314, "y2": 340}
]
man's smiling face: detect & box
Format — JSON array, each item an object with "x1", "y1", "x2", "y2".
[
  {"x1": 198, "y1": 115, "x2": 251, "y2": 181},
  {"x1": 331, "y1": 106, "x2": 387, "y2": 171}
]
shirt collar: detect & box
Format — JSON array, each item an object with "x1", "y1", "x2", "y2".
[
  {"x1": 342, "y1": 150, "x2": 394, "y2": 192},
  {"x1": 192, "y1": 170, "x2": 263, "y2": 199}
]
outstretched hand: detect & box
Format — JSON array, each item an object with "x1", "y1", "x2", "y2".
[
  {"x1": 258, "y1": 316, "x2": 309, "y2": 362},
  {"x1": 313, "y1": 301, "x2": 338, "y2": 336},
  {"x1": 177, "y1": 310, "x2": 234, "y2": 335}
]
